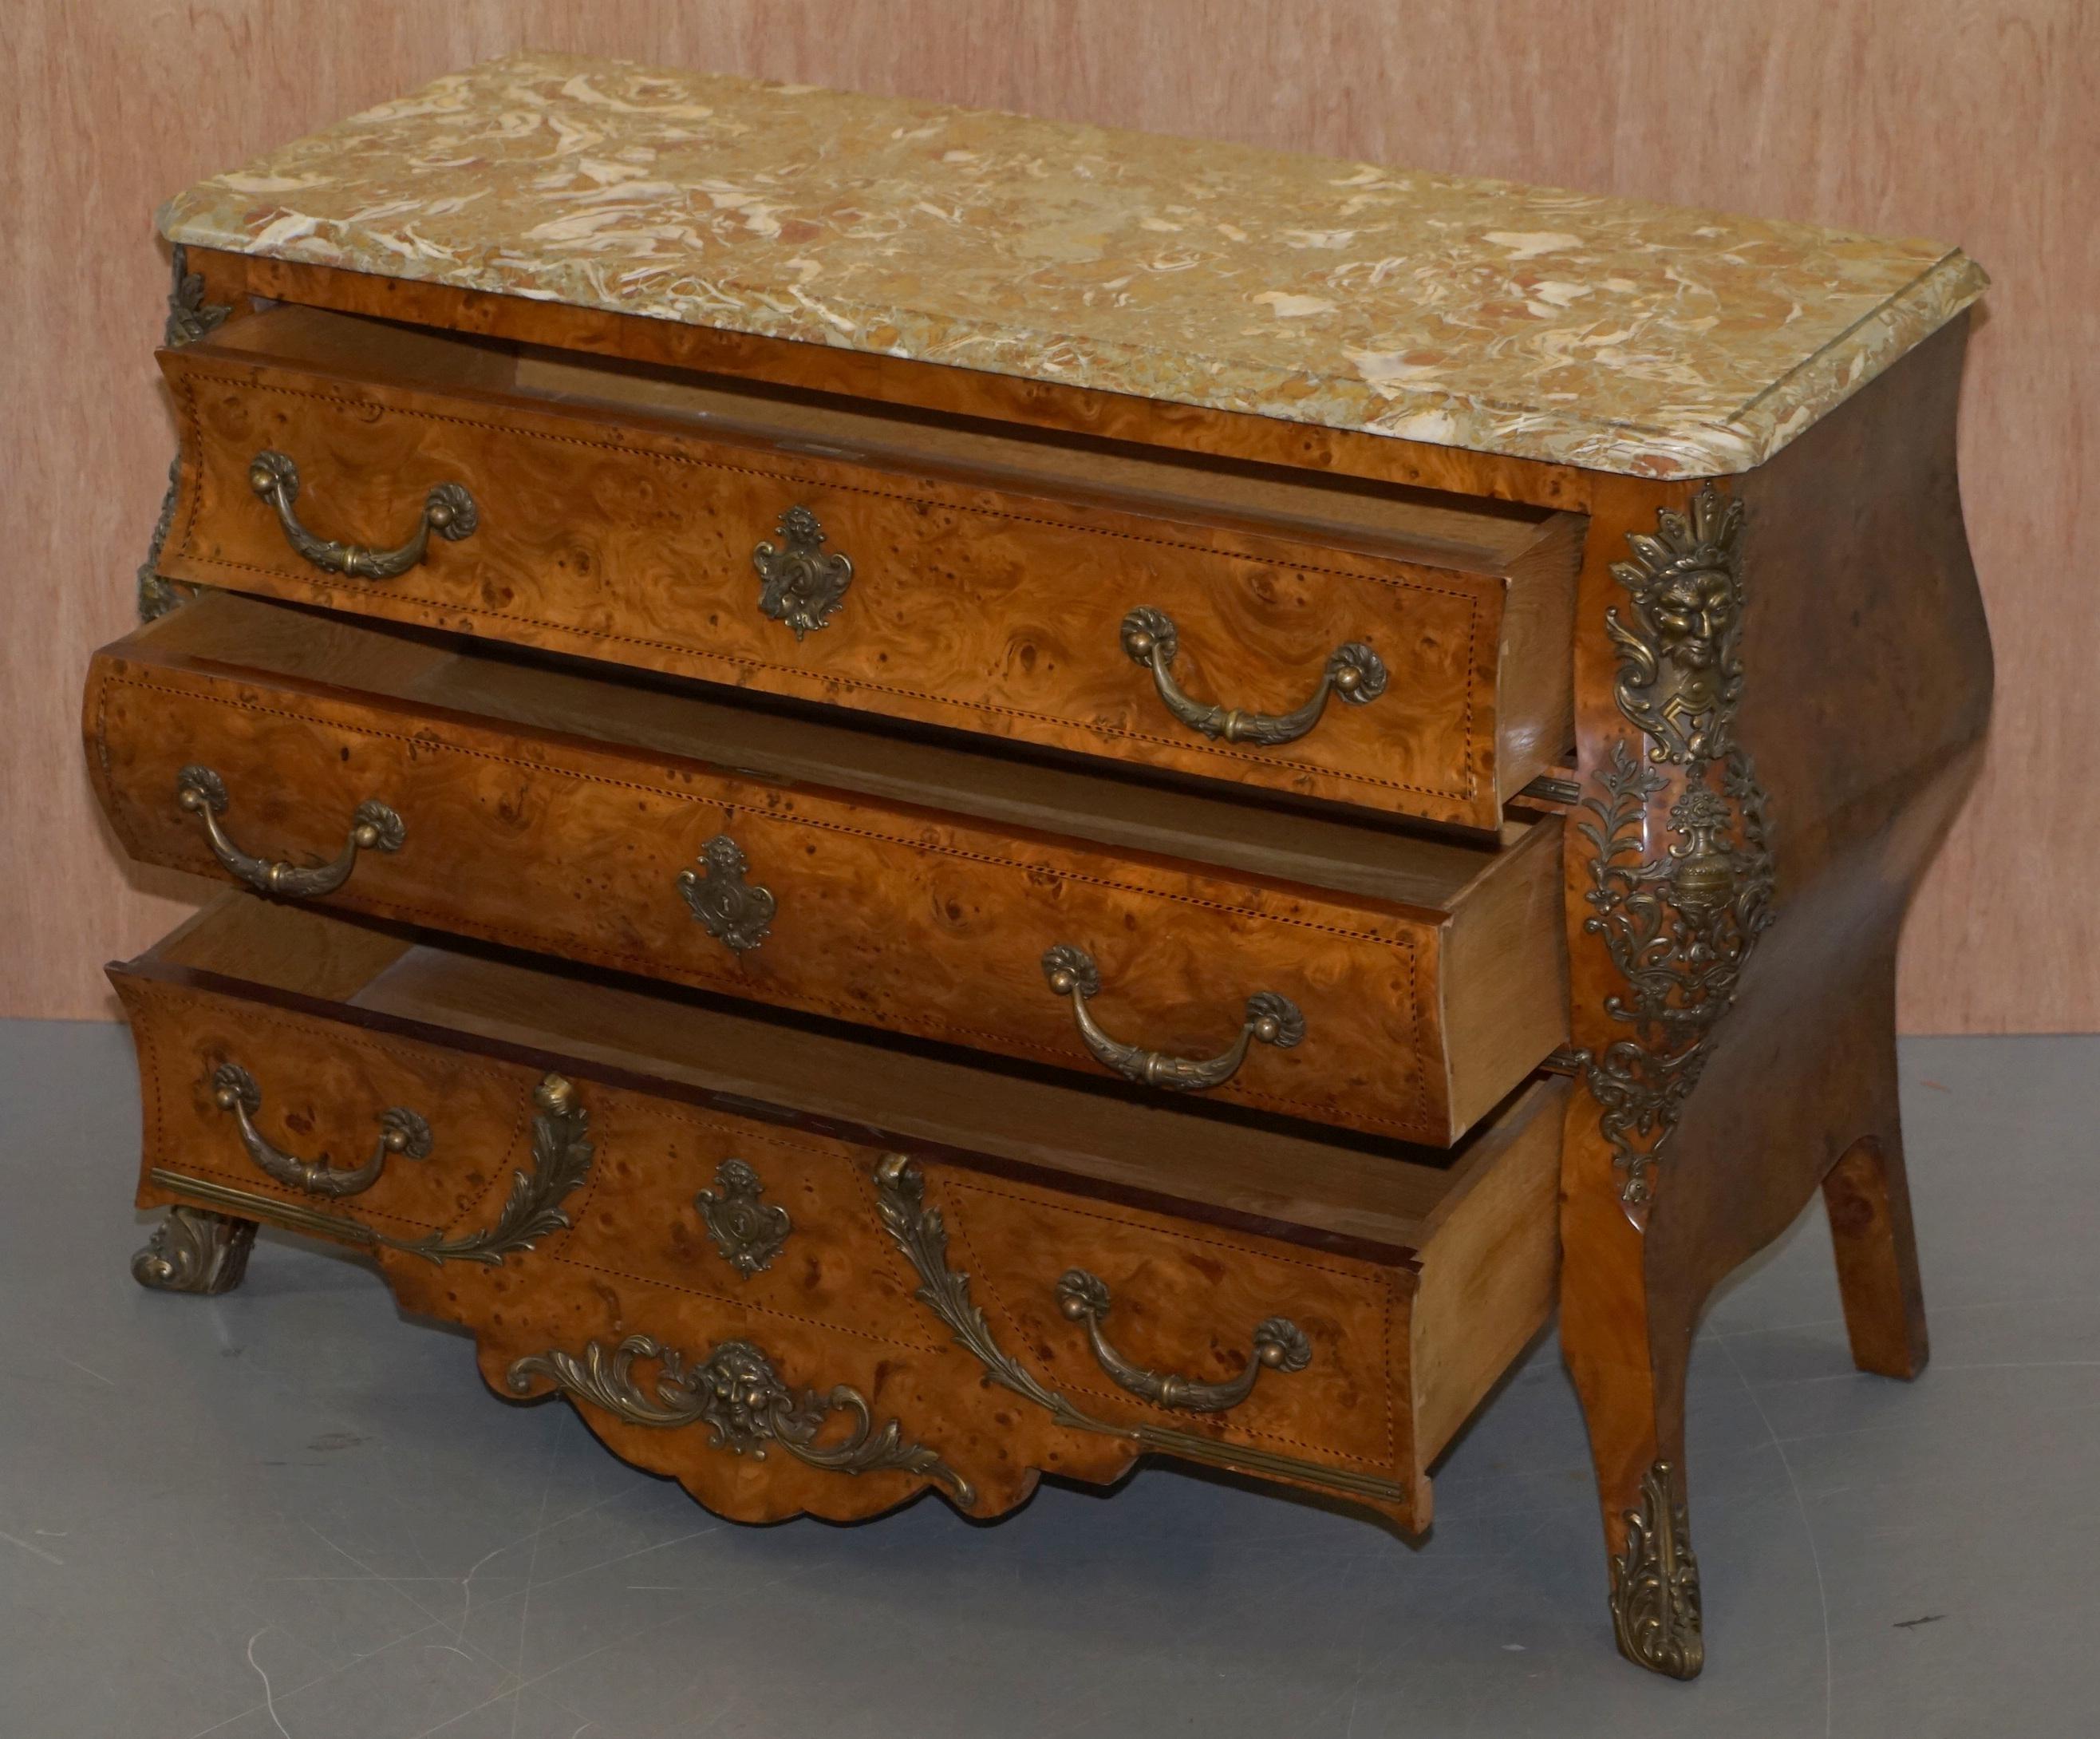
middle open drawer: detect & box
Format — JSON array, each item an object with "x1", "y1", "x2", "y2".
[{"x1": 85, "y1": 593, "x2": 1566, "y2": 1145}]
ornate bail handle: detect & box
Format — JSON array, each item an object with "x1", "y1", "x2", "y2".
[
  {"x1": 176, "y1": 765, "x2": 404, "y2": 899},
  {"x1": 1054, "y1": 1269, "x2": 1312, "y2": 1412},
  {"x1": 1119, "y1": 607, "x2": 1388, "y2": 746},
  {"x1": 210, "y1": 1061, "x2": 432, "y2": 1199},
  {"x1": 1041, "y1": 944, "x2": 1304, "y2": 1091},
  {"x1": 249, "y1": 449, "x2": 478, "y2": 579}
]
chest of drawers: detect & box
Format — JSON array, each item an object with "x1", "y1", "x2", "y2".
[{"x1": 104, "y1": 53, "x2": 1991, "y2": 1680}]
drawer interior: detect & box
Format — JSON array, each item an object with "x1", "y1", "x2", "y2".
[
  {"x1": 201, "y1": 304, "x2": 1573, "y2": 575},
  {"x1": 136, "y1": 893, "x2": 1564, "y2": 1270}
]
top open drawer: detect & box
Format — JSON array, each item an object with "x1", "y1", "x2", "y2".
[{"x1": 154, "y1": 306, "x2": 1580, "y2": 831}]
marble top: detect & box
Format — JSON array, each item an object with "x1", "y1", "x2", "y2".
[{"x1": 160, "y1": 52, "x2": 1986, "y2": 478}]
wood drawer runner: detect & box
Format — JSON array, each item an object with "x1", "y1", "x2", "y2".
[
  {"x1": 153, "y1": 305, "x2": 1581, "y2": 831},
  {"x1": 86, "y1": 594, "x2": 1569, "y2": 1145},
  {"x1": 117, "y1": 894, "x2": 1568, "y2": 1532}
]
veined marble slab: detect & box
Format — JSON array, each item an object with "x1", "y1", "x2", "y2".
[{"x1": 159, "y1": 51, "x2": 1986, "y2": 478}]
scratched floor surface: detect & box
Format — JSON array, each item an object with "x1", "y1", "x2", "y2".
[{"x1": 2, "y1": 1020, "x2": 2097, "y2": 1738}]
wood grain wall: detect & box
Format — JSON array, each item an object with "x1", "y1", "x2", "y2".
[{"x1": 5, "y1": 1, "x2": 2092, "y2": 1030}]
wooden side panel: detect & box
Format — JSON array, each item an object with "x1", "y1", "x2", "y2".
[
  {"x1": 156, "y1": 340, "x2": 1518, "y2": 827},
  {"x1": 117, "y1": 966, "x2": 1426, "y2": 1529},
  {"x1": 1553, "y1": 326, "x2": 1995, "y2": 1674},
  {"x1": 1439, "y1": 817, "x2": 1572, "y2": 1132},
  {"x1": 85, "y1": 639, "x2": 1481, "y2": 1141},
  {"x1": 1409, "y1": 1077, "x2": 1566, "y2": 1464},
  {"x1": 1495, "y1": 514, "x2": 1581, "y2": 778}
]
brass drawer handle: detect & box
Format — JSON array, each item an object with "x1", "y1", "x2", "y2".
[
  {"x1": 874, "y1": 1155, "x2": 1403, "y2": 1500},
  {"x1": 210, "y1": 1061, "x2": 432, "y2": 1199},
  {"x1": 1042, "y1": 944, "x2": 1303, "y2": 1091},
  {"x1": 677, "y1": 835, "x2": 776, "y2": 953},
  {"x1": 1120, "y1": 607, "x2": 1387, "y2": 745},
  {"x1": 144, "y1": 1072, "x2": 591, "y2": 1268},
  {"x1": 249, "y1": 449, "x2": 478, "y2": 579},
  {"x1": 176, "y1": 765, "x2": 404, "y2": 899},
  {"x1": 1055, "y1": 1269, "x2": 1312, "y2": 1412},
  {"x1": 753, "y1": 504, "x2": 852, "y2": 638}
]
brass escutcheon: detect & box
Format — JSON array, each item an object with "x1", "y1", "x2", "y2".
[
  {"x1": 752, "y1": 504, "x2": 852, "y2": 638},
  {"x1": 677, "y1": 835, "x2": 776, "y2": 954},
  {"x1": 694, "y1": 1157, "x2": 792, "y2": 1276}
]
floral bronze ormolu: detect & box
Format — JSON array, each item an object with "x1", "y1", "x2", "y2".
[{"x1": 1580, "y1": 485, "x2": 1777, "y2": 1223}]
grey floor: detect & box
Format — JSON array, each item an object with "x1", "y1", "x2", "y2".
[{"x1": 2, "y1": 1025, "x2": 2097, "y2": 1739}]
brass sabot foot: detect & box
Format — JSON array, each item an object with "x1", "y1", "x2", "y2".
[
  {"x1": 132, "y1": 1205, "x2": 257, "y2": 1295},
  {"x1": 1608, "y1": 1460, "x2": 1705, "y2": 1679}
]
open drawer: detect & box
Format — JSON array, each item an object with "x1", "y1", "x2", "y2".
[
  {"x1": 85, "y1": 592, "x2": 1569, "y2": 1145},
  {"x1": 117, "y1": 894, "x2": 1568, "y2": 1532},
  {"x1": 152, "y1": 305, "x2": 1580, "y2": 830}
]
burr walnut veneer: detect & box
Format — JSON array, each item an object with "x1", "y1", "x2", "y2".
[
  {"x1": 89, "y1": 591, "x2": 1565, "y2": 1145},
  {"x1": 154, "y1": 306, "x2": 1581, "y2": 832},
  {"x1": 115, "y1": 895, "x2": 1567, "y2": 1528},
  {"x1": 101, "y1": 56, "x2": 1992, "y2": 1681}
]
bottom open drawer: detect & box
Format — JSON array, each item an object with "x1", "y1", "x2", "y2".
[{"x1": 114, "y1": 894, "x2": 1565, "y2": 1533}]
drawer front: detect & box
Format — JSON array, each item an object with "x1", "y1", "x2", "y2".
[
  {"x1": 931, "y1": 1168, "x2": 1407, "y2": 1472},
  {"x1": 157, "y1": 339, "x2": 1538, "y2": 829},
  {"x1": 117, "y1": 967, "x2": 1423, "y2": 1528},
  {"x1": 120, "y1": 973, "x2": 542, "y2": 1245},
  {"x1": 89, "y1": 646, "x2": 1480, "y2": 1142}
]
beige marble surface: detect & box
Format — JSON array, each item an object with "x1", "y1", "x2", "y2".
[{"x1": 159, "y1": 51, "x2": 1985, "y2": 477}]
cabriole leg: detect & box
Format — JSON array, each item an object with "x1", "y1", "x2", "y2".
[
  {"x1": 1823, "y1": 1132, "x2": 1929, "y2": 1379},
  {"x1": 132, "y1": 1205, "x2": 257, "y2": 1294},
  {"x1": 1560, "y1": 1213, "x2": 1705, "y2": 1680}
]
